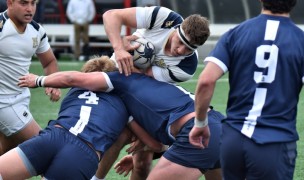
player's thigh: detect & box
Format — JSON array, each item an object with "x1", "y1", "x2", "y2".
[
  {"x1": 0, "y1": 100, "x2": 34, "y2": 137},
  {"x1": 204, "y1": 168, "x2": 222, "y2": 180},
  {"x1": 43, "y1": 136, "x2": 99, "y2": 180},
  {"x1": 3, "y1": 119, "x2": 40, "y2": 141},
  {"x1": 147, "y1": 156, "x2": 202, "y2": 180},
  {"x1": 0, "y1": 105, "x2": 40, "y2": 153},
  {"x1": 133, "y1": 150, "x2": 154, "y2": 169},
  {"x1": 0, "y1": 148, "x2": 31, "y2": 180},
  {"x1": 245, "y1": 141, "x2": 296, "y2": 180},
  {"x1": 220, "y1": 123, "x2": 246, "y2": 180}
]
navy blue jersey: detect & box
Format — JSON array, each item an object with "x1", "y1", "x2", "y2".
[
  {"x1": 105, "y1": 72, "x2": 195, "y2": 144},
  {"x1": 206, "y1": 14, "x2": 304, "y2": 143},
  {"x1": 51, "y1": 88, "x2": 129, "y2": 153}
]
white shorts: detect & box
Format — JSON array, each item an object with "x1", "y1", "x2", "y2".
[{"x1": 0, "y1": 89, "x2": 33, "y2": 136}]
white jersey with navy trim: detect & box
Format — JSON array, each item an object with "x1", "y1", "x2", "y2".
[
  {"x1": 104, "y1": 71, "x2": 195, "y2": 145},
  {"x1": 206, "y1": 14, "x2": 304, "y2": 144},
  {"x1": 111, "y1": 6, "x2": 198, "y2": 83},
  {"x1": 0, "y1": 11, "x2": 50, "y2": 95},
  {"x1": 50, "y1": 88, "x2": 129, "y2": 153},
  {"x1": 135, "y1": 6, "x2": 198, "y2": 83}
]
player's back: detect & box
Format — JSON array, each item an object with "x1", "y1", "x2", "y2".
[
  {"x1": 53, "y1": 88, "x2": 129, "y2": 153},
  {"x1": 209, "y1": 14, "x2": 304, "y2": 143},
  {"x1": 106, "y1": 72, "x2": 194, "y2": 144}
]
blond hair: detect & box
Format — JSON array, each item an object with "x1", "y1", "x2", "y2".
[
  {"x1": 81, "y1": 55, "x2": 117, "y2": 73},
  {"x1": 182, "y1": 14, "x2": 210, "y2": 46}
]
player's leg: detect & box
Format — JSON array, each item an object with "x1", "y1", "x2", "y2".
[
  {"x1": 151, "y1": 110, "x2": 223, "y2": 180},
  {"x1": 204, "y1": 168, "x2": 222, "y2": 180},
  {"x1": 220, "y1": 123, "x2": 247, "y2": 180},
  {"x1": 43, "y1": 127, "x2": 99, "y2": 180},
  {"x1": 0, "y1": 148, "x2": 32, "y2": 180},
  {"x1": 131, "y1": 150, "x2": 154, "y2": 180},
  {"x1": 147, "y1": 156, "x2": 202, "y2": 180},
  {"x1": 1, "y1": 119, "x2": 41, "y2": 153},
  {"x1": 245, "y1": 139, "x2": 297, "y2": 180},
  {"x1": 0, "y1": 95, "x2": 41, "y2": 155},
  {"x1": 93, "y1": 128, "x2": 133, "y2": 179}
]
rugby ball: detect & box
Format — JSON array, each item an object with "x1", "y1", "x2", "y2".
[{"x1": 130, "y1": 38, "x2": 155, "y2": 69}]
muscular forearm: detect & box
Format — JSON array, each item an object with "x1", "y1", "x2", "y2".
[
  {"x1": 128, "y1": 120, "x2": 164, "y2": 152},
  {"x1": 103, "y1": 8, "x2": 137, "y2": 51},
  {"x1": 195, "y1": 62, "x2": 222, "y2": 123},
  {"x1": 19, "y1": 71, "x2": 108, "y2": 92},
  {"x1": 103, "y1": 10, "x2": 125, "y2": 51},
  {"x1": 43, "y1": 60, "x2": 59, "y2": 75},
  {"x1": 195, "y1": 79, "x2": 215, "y2": 122}
]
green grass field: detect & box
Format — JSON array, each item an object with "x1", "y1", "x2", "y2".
[{"x1": 28, "y1": 60, "x2": 304, "y2": 179}]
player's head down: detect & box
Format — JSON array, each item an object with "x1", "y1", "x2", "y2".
[
  {"x1": 261, "y1": 0, "x2": 297, "y2": 13},
  {"x1": 81, "y1": 56, "x2": 117, "y2": 73},
  {"x1": 178, "y1": 14, "x2": 210, "y2": 50}
]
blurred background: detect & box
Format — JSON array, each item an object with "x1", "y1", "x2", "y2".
[{"x1": 2, "y1": 0, "x2": 302, "y2": 60}]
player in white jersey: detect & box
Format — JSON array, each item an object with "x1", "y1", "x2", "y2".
[
  {"x1": 103, "y1": 6, "x2": 210, "y2": 82},
  {"x1": 0, "y1": 0, "x2": 61, "y2": 155},
  {"x1": 190, "y1": 0, "x2": 302, "y2": 179},
  {"x1": 97, "y1": 6, "x2": 210, "y2": 180}
]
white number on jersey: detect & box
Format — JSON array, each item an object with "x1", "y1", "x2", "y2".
[
  {"x1": 69, "y1": 91, "x2": 99, "y2": 136},
  {"x1": 78, "y1": 91, "x2": 99, "y2": 105},
  {"x1": 242, "y1": 20, "x2": 280, "y2": 138},
  {"x1": 254, "y1": 45, "x2": 278, "y2": 83}
]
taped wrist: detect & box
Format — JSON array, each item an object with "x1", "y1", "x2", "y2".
[
  {"x1": 35, "y1": 76, "x2": 46, "y2": 87},
  {"x1": 194, "y1": 117, "x2": 208, "y2": 128}
]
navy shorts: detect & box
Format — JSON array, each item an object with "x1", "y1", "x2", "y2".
[
  {"x1": 221, "y1": 123, "x2": 297, "y2": 180},
  {"x1": 163, "y1": 109, "x2": 224, "y2": 173},
  {"x1": 18, "y1": 126, "x2": 99, "y2": 179}
]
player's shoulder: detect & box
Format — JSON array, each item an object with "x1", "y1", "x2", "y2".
[
  {"x1": 29, "y1": 20, "x2": 41, "y2": 32},
  {"x1": 0, "y1": 11, "x2": 8, "y2": 32},
  {"x1": 140, "y1": 6, "x2": 183, "y2": 29},
  {"x1": 156, "y1": 6, "x2": 183, "y2": 27}
]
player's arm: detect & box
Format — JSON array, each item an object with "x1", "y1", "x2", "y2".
[
  {"x1": 147, "y1": 53, "x2": 198, "y2": 83},
  {"x1": 128, "y1": 118, "x2": 167, "y2": 153},
  {"x1": 36, "y1": 48, "x2": 59, "y2": 76},
  {"x1": 18, "y1": 71, "x2": 110, "y2": 92},
  {"x1": 146, "y1": 65, "x2": 194, "y2": 83},
  {"x1": 103, "y1": 7, "x2": 138, "y2": 76},
  {"x1": 36, "y1": 48, "x2": 62, "y2": 101},
  {"x1": 190, "y1": 62, "x2": 223, "y2": 148},
  {"x1": 103, "y1": 7, "x2": 137, "y2": 50},
  {"x1": 195, "y1": 62, "x2": 223, "y2": 126}
]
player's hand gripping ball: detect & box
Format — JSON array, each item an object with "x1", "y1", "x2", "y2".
[{"x1": 130, "y1": 38, "x2": 155, "y2": 69}]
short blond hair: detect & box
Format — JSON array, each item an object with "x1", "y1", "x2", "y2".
[
  {"x1": 182, "y1": 14, "x2": 210, "y2": 46},
  {"x1": 81, "y1": 55, "x2": 117, "y2": 73}
]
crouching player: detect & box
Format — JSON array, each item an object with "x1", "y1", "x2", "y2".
[
  {"x1": 18, "y1": 56, "x2": 225, "y2": 180},
  {"x1": 0, "y1": 59, "x2": 163, "y2": 179}
]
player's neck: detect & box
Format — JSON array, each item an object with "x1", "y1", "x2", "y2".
[
  {"x1": 261, "y1": 10, "x2": 290, "y2": 17},
  {"x1": 164, "y1": 31, "x2": 174, "y2": 56},
  {"x1": 7, "y1": 11, "x2": 27, "y2": 33}
]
